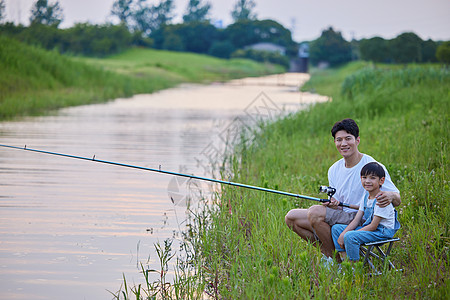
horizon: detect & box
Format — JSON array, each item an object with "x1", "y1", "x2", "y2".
[{"x1": 3, "y1": 0, "x2": 450, "y2": 43}]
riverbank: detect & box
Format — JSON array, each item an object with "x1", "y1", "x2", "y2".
[
  {"x1": 165, "y1": 62, "x2": 448, "y2": 299},
  {"x1": 0, "y1": 36, "x2": 284, "y2": 120}
]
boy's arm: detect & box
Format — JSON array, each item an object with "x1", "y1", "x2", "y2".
[
  {"x1": 345, "y1": 210, "x2": 363, "y2": 232},
  {"x1": 337, "y1": 211, "x2": 363, "y2": 248},
  {"x1": 358, "y1": 216, "x2": 382, "y2": 231}
]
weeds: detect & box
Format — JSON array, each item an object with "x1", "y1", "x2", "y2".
[{"x1": 114, "y1": 62, "x2": 449, "y2": 298}]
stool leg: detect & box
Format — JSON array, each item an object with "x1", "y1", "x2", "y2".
[
  {"x1": 361, "y1": 240, "x2": 401, "y2": 274},
  {"x1": 384, "y1": 242, "x2": 397, "y2": 270},
  {"x1": 364, "y1": 245, "x2": 377, "y2": 273}
]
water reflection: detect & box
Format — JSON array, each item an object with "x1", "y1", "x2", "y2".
[{"x1": 0, "y1": 73, "x2": 328, "y2": 299}]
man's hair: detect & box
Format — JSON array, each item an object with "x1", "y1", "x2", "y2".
[
  {"x1": 361, "y1": 162, "x2": 385, "y2": 179},
  {"x1": 331, "y1": 118, "x2": 359, "y2": 138}
]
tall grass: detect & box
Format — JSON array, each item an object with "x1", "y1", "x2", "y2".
[
  {"x1": 114, "y1": 62, "x2": 448, "y2": 299},
  {"x1": 0, "y1": 36, "x2": 284, "y2": 120},
  {"x1": 194, "y1": 62, "x2": 449, "y2": 298}
]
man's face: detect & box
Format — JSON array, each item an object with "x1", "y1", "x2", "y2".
[{"x1": 334, "y1": 130, "x2": 360, "y2": 158}]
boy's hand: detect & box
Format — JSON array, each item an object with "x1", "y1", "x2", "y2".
[{"x1": 338, "y1": 233, "x2": 345, "y2": 249}]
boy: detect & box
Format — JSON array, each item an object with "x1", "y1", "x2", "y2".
[{"x1": 331, "y1": 162, "x2": 400, "y2": 261}]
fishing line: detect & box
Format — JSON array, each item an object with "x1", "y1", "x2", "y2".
[{"x1": 0, "y1": 144, "x2": 349, "y2": 207}]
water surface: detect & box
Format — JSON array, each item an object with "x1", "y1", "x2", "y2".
[{"x1": 0, "y1": 73, "x2": 328, "y2": 299}]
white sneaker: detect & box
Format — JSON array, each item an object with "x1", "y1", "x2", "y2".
[{"x1": 321, "y1": 254, "x2": 334, "y2": 268}]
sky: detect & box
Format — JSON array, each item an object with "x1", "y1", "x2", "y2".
[{"x1": 4, "y1": 0, "x2": 450, "y2": 42}]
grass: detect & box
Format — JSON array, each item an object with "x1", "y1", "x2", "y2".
[
  {"x1": 78, "y1": 47, "x2": 280, "y2": 82},
  {"x1": 200, "y1": 62, "x2": 449, "y2": 299},
  {"x1": 114, "y1": 62, "x2": 449, "y2": 299},
  {"x1": 0, "y1": 36, "x2": 284, "y2": 120}
]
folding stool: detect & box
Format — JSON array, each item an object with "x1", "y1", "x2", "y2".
[{"x1": 360, "y1": 237, "x2": 402, "y2": 275}]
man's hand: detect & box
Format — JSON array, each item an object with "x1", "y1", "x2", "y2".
[
  {"x1": 338, "y1": 233, "x2": 345, "y2": 249},
  {"x1": 376, "y1": 191, "x2": 400, "y2": 208},
  {"x1": 322, "y1": 197, "x2": 341, "y2": 209}
]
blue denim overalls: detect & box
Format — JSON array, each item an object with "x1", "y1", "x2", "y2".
[{"x1": 332, "y1": 193, "x2": 400, "y2": 260}]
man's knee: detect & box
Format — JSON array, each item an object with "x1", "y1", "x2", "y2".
[
  {"x1": 285, "y1": 209, "x2": 299, "y2": 228},
  {"x1": 285, "y1": 210, "x2": 293, "y2": 228},
  {"x1": 307, "y1": 205, "x2": 326, "y2": 225}
]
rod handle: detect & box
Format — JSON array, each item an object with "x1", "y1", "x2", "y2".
[{"x1": 320, "y1": 199, "x2": 351, "y2": 208}]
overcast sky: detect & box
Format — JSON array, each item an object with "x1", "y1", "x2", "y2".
[{"x1": 4, "y1": 0, "x2": 450, "y2": 42}]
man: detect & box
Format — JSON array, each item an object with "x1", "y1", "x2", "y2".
[{"x1": 284, "y1": 118, "x2": 401, "y2": 259}]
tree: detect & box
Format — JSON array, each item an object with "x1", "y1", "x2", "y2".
[
  {"x1": 389, "y1": 32, "x2": 422, "y2": 63},
  {"x1": 421, "y1": 39, "x2": 438, "y2": 63},
  {"x1": 436, "y1": 41, "x2": 450, "y2": 65},
  {"x1": 309, "y1": 27, "x2": 352, "y2": 67},
  {"x1": 231, "y1": 0, "x2": 256, "y2": 22},
  {"x1": 111, "y1": 0, "x2": 133, "y2": 27},
  {"x1": 125, "y1": 0, "x2": 175, "y2": 36},
  {"x1": 183, "y1": 0, "x2": 211, "y2": 23},
  {"x1": 29, "y1": 0, "x2": 64, "y2": 27},
  {"x1": 0, "y1": 0, "x2": 6, "y2": 23},
  {"x1": 152, "y1": 21, "x2": 218, "y2": 53},
  {"x1": 224, "y1": 19, "x2": 295, "y2": 51},
  {"x1": 153, "y1": 0, "x2": 175, "y2": 29},
  {"x1": 131, "y1": 0, "x2": 154, "y2": 35},
  {"x1": 359, "y1": 37, "x2": 390, "y2": 63}
]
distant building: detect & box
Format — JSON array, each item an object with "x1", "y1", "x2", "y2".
[
  {"x1": 289, "y1": 42, "x2": 309, "y2": 73},
  {"x1": 244, "y1": 42, "x2": 286, "y2": 55}
]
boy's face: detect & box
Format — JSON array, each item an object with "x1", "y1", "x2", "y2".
[
  {"x1": 334, "y1": 130, "x2": 360, "y2": 158},
  {"x1": 361, "y1": 174, "x2": 385, "y2": 193}
]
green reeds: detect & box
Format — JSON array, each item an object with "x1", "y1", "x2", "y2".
[
  {"x1": 114, "y1": 62, "x2": 448, "y2": 298},
  {"x1": 197, "y1": 62, "x2": 449, "y2": 298}
]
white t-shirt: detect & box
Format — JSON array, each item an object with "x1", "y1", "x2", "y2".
[
  {"x1": 359, "y1": 197, "x2": 396, "y2": 229},
  {"x1": 328, "y1": 154, "x2": 399, "y2": 212}
]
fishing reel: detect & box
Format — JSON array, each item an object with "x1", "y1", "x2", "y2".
[{"x1": 319, "y1": 186, "x2": 336, "y2": 200}]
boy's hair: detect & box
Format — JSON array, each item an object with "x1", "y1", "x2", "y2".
[
  {"x1": 361, "y1": 162, "x2": 385, "y2": 178},
  {"x1": 331, "y1": 118, "x2": 359, "y2": 139}
]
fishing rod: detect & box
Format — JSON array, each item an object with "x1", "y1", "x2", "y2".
[{"x1": 0, "y1": 144, "x2": 349, "y2": 207}]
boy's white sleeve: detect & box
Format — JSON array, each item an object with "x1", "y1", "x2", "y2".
[{"x1": 373, "y1": 204, "x2": 393, "y2": 219}]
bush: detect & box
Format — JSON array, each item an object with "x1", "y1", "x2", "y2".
[
  {"x1": 208, "y1": 40, "x2": 235, "y2": 59},
  {"x1": 0, "y1": 22, "x2": 137, "y2": 57},
  {"x1": 231, "y1": 49, "x2": 289, "y2": 68},
  {"x1": 436, "y1": 41, "x2": 450, "y2": 65}
]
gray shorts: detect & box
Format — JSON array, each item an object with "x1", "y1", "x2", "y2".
[{"x1": 325, "y1": 207, "x2": 359, "y2": 226}]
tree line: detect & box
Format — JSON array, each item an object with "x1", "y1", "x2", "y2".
[
  {"x1": 310, "y1": 27, "x2": 449, "y2": 66},
  {"x1": 0, "y1": 0, "x2": 448, "y2": 66}
]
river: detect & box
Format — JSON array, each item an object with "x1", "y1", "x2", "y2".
[{"x1": 0, "y1": 73, "x2": 328, "y2": 299}]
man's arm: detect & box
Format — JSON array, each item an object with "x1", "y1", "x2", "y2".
[
  {"x1": 376, "y1": 191, "x2": 401, "y2": 208},
  {"x1": 322, "y1": 197, "x2": 341, "y2": 209},
  {"x1": 323, "y1": 197, "x2": 359, "y2": 210}
]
